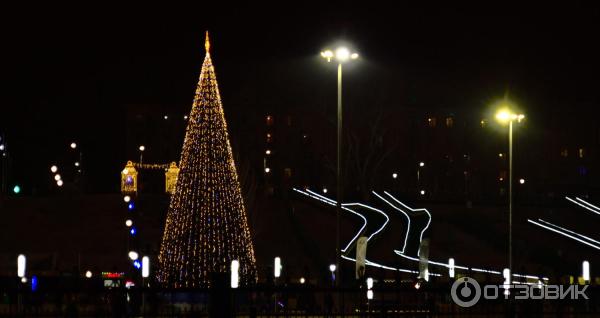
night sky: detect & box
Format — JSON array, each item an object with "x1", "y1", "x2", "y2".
[{"x1": 3, "y1": 3, "x2": 599, "y2": 193}]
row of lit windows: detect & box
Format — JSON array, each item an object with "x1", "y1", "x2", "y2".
[
  {"x1": 427, "y1": 117, "x2": 454, "y2": 128},
  {"x1": 560, "y1": 148, "x2": 586, "y2": 158}
]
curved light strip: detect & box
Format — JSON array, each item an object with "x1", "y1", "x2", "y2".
[
  {"x1": 566, "y1": 196, "x2": 600, "y2": 216},
  {"x1": 536, "y1": 219, "x2": 600, "y2": 246},
  {"x1": 342, "y1": 202, "x2": 390, "y2": 244},
  {"x1": 293, "y1": 189, "x2": 365, "y2": 252},
  {"x1": 528, "y1": 219, "x2": 600, "y2": 250},
  {"x1": 575, "y1": 197, "x2": 600, "y2": 213},
  {"x1": 294, "y1": 188, "x2": 389, "y2": 253},
  {"x1": 305, "y1": 189, "x2": 390, "y2": 246},
  {"x1": 294, "y1": 187, "x2": 547, "y2": 280},
  {"x1": 372, "y1": 191, "x2": 411, "y2": 254},
  {"x1": 383, "y1": 191, "x2": 432, "y2": 255}
]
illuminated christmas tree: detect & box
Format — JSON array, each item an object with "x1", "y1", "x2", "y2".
[{"x1": 157, "y1": 32, "x2": 257, "y2": 288}]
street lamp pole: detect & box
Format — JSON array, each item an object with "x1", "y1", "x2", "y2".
[
  {"x1": 336, "y1": 62, "x2": 342, "y2": 287},
  {"x1": 495, "y1": 106, "x2": 524, "y2": 286},
  {"x1": 508, "y1": 119, "x2": 513, "y2": 279},
  {"x1": 321, "y1": 46, "x2": 358, "y2": 287}
]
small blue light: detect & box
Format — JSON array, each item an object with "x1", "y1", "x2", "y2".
[
  {"x1": 133, "y1": 260, "x2": 141, "y2": 269},
  {"x1": 130, "y1": 227, "x2": 137, "y2": 236},
  {"x1": 31, "y1": 275, "x2": 38, "y2": 292},
  {"x1": 128, "y1": 203, "x2": 134, "y2": 210}
]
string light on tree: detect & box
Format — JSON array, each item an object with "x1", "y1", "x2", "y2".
[{"x1": 157, "y1": 32, "x2": 257, "y2": 288}]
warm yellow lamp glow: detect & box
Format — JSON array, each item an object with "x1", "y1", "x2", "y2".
[
  {"x1": 321, "y1": 47, "x2": 358, "y2": 63},
  {"x1": 495, "y1": 108, "x2": 525, "y2": 124}
]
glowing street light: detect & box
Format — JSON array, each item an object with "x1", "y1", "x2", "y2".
[
  {"x1": 17, "y1": 254, "x2": 26, "y2": 278},
  {"x1": 583, "y1": 261, "x2": 590, "y2": 283},
  {"x1": 50, "y1": 165, "x2": 58, "y2": 173},
  {"x1": 448, "y1": 258, "x2": 455, "y2": 278},
  {"x1": 70, "y1": 142, "x2": 77, "y2": 149},
  {"x1": 142, "y1": 256, "x2": 150, "y2": 278},
  {"x1": 419, "y1": 162, "x2": 425, "y2": 167},
  {"x1": 300, "y1": 277, "x2": 306, "y2": 284},
  {"x1": 85, "y1": 270, "x2": 93, "y2": 278},
  {"x1": 231, "y1": 260, "x2": 239, "y2": 288},
  {"x1": 56, "y1": 180, "x2": 64, "y2": 187},
  {"x1": 54, "y1": 174, "x2": 61, "y2": 181},
  {"x1": 392, "y1": 173, "x2": 398, "y2": 179},
  {"x1": 123, "y1": 195, "x2": 131, "y2": 203},
  {"x1": 274, "y1": 257, "x2": 282, "y2": 278},
  {"x1": 125, "y1": 219, "x2": 133, "y2": 227},
  {"x1": 494, "y1": 102, "x2": 525, "y2": 282},
  {"x1": 366, "y1": 277, "x2": 374, "y2": 289},
  {"x1": 321, "y1": 44, "x2": 359, "y2": 287},
  {"x1": 519, "y1": 178, "x2": 525, "y2": 184},
  {"x1": 128, "y1": 251, "x2": 139, "y2": 260},
  {"x1": 503, "y1": 268, "x2": 511, "y2": 295}
]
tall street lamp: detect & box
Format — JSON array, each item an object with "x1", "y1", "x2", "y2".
[
  {"x1": 321, "y1": 46, "x2": 358, "y2": 286},
  {"x1": 495, "y1": 105, "x2": 525, "y2": 285}
]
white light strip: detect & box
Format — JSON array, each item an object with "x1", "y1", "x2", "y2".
[
  {"x1": 566, "y1": 196, "x2": 600, "y2": 216},
  {"x1": 295, "y1": 187, "x2": 545, "y2": 280},
  {"x1": 372, "y1": 191, "x2": 411, "y2": 253},
  {"x1": 394, "y1": 250, "x2": 469, "y2": 270},
  {"x1": 294, "y1": 188, "x2": 336, "y2": 206},
  {"x1": 343, "y1": 202, "x2": 390, "y2": 244},
  {"x1": 575, "y1": 197, "x2": 600, "y2": 213},
  {"x1": 471, "y1": 268, "x2": 502, "y2": 275},
  {"x1": 512, "y1": 273, "x2": 540, "y2": 280},
  {"x1": 528, "y1": 219, "x2": 600, "y2": 250},
  {"x1": 341, "y1": 254, "x2": 419, "y2": 274},
  {"x1": 537, "y1": 219, "x2": 600, "y2": 246},
  {"x1": 384, "y1": 191, "x2": 432, "y2": 255},
  {"x1": 294, "y1": 188, "x2": 379, "y2": 254},
  {"x1": 306, "y1": 189, "x2": 337, "y2": 205}
]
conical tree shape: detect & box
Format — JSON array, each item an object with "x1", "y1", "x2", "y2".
[{"x1": 157, "y1": 32, "x2": 257, "y2": 288}]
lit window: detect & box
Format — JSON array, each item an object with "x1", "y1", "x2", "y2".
[
  {"x1": 498, "y1": 153, "x2": 504, "y2": 158},
  {"x1": 578, "y1": 148, "x2": 585, "y2": 158},
  {"x1": 427, "y1": 117, "x2": 437, "y2": 128},
  {"x1": 560, "y1": 149, "x2": 568, "y2": 157},
  {"x1": 266, "y1": 115, "x2": 274, "y2": 126},
  {"x1": 445, "y1": 117, "x2": 454, "y2": 128}
]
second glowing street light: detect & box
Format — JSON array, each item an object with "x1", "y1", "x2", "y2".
[
  {"x1": 495, "y1": 105, "x2": 525, "y2": 285},
  {"x1": 321, "y1": 46, "x2": 358, "y2": 286}
]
